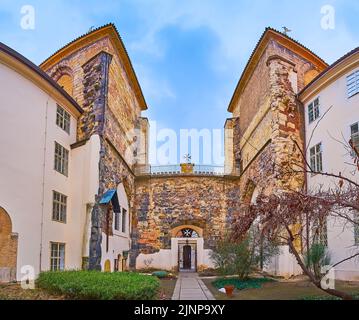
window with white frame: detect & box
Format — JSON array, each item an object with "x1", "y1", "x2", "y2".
[
  {"x1": 56, "y1": 105, "x2": 71, "y2": 134},
  {"x1": 52, "y1": 191, "x2": 67, "y2": 223},
  {"x1": 351, "y1": 122, "x2": 359, "y2": 156},
  {"x1": 310, "y1": 143, "x2": 323, "y2": 173},
  {"x1": 54, "y1": 142, "x2": 69, "y2": 176},
  {"x1": 347, "y1": 70, "x2": 359, "y2": 98},
  {"x1": 354, "y1": 211, "x2": 359, "y2": 246},
  {"x1": 50, "y1": 242, "x2": 65, "y2": 271},
  {"x1": 121, "y1": 208, "x2": 127, "y2": 233},
  {"x1": 313, "y1": 218, "x2": 328, "y2": 247},
  {"x1": 114, "y1": 210, "x2": 120, "y2": 231},
  {"x1": 308, "y1": 98, "x2": 320, "y2": 123}
]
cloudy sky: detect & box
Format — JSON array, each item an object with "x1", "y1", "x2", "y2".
[{"x1": 0, "y1": 0, "x2": 358, "y2": 164}]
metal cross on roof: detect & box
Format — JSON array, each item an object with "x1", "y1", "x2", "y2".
[
  {"x1": 282, "y1": 26, "x2": 292, "y2": 36},
  {"x1": 184, "y1": 154, "x2": 192, "y2": 163}
]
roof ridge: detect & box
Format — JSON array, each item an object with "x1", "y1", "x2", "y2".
[
  {"x1": 0, "y1": 41, "x2": 83, "y2": 114},
  {"x1": 299, "y1": 46, "x2": 359, "y2": 96},
  {"x1": 40, "y1": 23, "x2": 148, "y2": 110},
  {"x1": 227, "y1": 27, "x2": 328, "y2": 112},
  {"x1": 40, "y1": 23, "x2": 115, "y2": 67}
]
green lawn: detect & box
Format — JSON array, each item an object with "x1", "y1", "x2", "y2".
[
  {"x1": 158, "y1": 279, "x2": 177, "y2": 300},
  {"x1": 0, "y1": 274, "x2": 177, "y2": 300},
  {"x1": 202, "y1": 278, "x2": 359, "y2": 300}
]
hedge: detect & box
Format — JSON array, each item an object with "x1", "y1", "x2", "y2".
[
  {"x1": 37, "y1": 271, "x2": 160, "y2": 300},
  {"x1": 212, "y1": 277, "x2": 274, "y2": 290}
]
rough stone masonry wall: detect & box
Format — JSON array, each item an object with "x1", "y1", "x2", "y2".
[
  {"x1": 0, "y1": 208, "x2": 18, "y2": 282},
  {"x1": 233, "y1": 39, "x2": 316, "y2": 200},
  {"x1": 130, "y1": 176, "x2": 241, "y2": 268},
  {"x1": 45, "y1": 36, "x2": 141, "y2": 270}
]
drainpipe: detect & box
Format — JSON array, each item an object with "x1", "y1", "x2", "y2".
[{"x1": 39, "y1": 97, "x2": 50, "y2": 273}]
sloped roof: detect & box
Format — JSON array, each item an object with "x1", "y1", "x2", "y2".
[
  {"x1": 299, "y1": 46, "x2": 359, "y2": 96},
  {"x1": 228, "y1": 27, "x2": 328, "y2": 112},
  {"x1": 40, "y1": 23, "x2": 147, "y2": 110},
  {"x1": 0, "y1": 42, "x2": 83, "y2": 114}
]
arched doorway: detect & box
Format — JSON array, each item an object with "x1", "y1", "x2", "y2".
[
  {"x1": 175, "y1": 227, "x2": 200, "y2": 272},
  {"x1": 0, "y1": 207, "x2": 18, "y2": 282}
]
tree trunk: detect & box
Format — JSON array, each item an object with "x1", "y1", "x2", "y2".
[{"x1": 285, "y1": 228, "x2": 353, "y2": 300}]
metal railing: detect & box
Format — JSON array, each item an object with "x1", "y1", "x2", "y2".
[{"x1": 134, "y1": 164, "x2": 240, "y2": 176}]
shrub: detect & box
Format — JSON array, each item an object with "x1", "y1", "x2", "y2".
[
  {"x1": 37, "y1": 271, "x2": 160, "y2": 300},
  {"x1": 212, "y1": 277, "x2": 274, "y2": 290},
  {"x1": 152, "y1": 271, "x2": 168, "y2": 278},
  {"x1": 210, "y1": 233, "x2": 278, "y2": 280},
  {"x1": 304, "y1": 243, "x2": 331, "y2": 280}
]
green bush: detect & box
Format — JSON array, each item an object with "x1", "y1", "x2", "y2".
[
  {"x1": 37, "y1": 271, "x2": 160, "y2": 300},
  {"x1": 304, "y1": 243, "x2": 331, "y2": 280},
  {"x1": 210, "y1": 233, "x2": 278, "y2": 280},
  {"x1": 152, "y1": 271, "x2": 168, "y2": 278},
  {"x1": 212, "y1": 277, "x2": 274, "y2": 290}
]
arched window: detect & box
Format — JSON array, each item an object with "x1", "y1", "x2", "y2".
[
  {"x1": 57, "y1": 74, "x2": 74, "y2": 96},
  {"x1": 176, "y1": 228, "x2": 199, "y2": 238}
]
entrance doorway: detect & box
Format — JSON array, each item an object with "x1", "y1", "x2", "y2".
[
  {"x1": 178, "y1": 242, "x2": 197, "y2": 272},
  {"x1": 183, "y1": 245, "x2": 192, "y2": 270}
]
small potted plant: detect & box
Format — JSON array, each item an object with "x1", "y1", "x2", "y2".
[{"x1": 224, "y1": 285, "x2": 235, "y2": 297}]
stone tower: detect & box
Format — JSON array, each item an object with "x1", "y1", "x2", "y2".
[
  {"x1": 40, "y1": 24, "x2": 149, "y2": 270},
  {"x1": 226, "y1": 28, "x2": 328, "y2": 203}
]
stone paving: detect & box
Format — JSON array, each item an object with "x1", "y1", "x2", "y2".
[{"x1": 172, "y1": 273, "x2": 215, "y2": 300}]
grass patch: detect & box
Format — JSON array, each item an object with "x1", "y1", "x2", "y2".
[
  {"x1": 212, "y1": 277, "x2": 274, "y2": 290},
  {"x1": 37, "y1": 271, "x2": 160, "y2": 300},
  {"x1": 301, "y1": 293, "x2": 359, "y2": 300}
]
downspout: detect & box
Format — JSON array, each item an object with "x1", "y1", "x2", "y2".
[
  {"x1": 297, "y1": 93, "x2": 310, "y2": 262},
  {"x1": 39, "y1": 97, "x2": 50, "y2": 272}
]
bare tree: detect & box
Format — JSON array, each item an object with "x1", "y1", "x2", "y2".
[{"x1": 232, "y1": 118, "x2": 359, "y2": 300}]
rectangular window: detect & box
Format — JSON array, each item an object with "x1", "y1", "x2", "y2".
[
  {"x1": 52, "y1": 191, "x2": 67, "y2": 223},
  {"x1": 313, "y1": 219, "x2": 328, "y2": 247},
  {"x1": 308, "y1": 98, "x2": 320, "y2": 123},
  {"x1": 354, "y1": 212, "x2": 359, "y2": 246},
  {"x1": 351, "y1": 122, "x2": 359, "y2": 156},
  {"x1": 310, "y1": 143, "x2": 323, "y2": 173},
  {"x1": 54, "y1": 142, "x2": 69, "y2": 176},
  {"x1": 347, "y1": 70, "x2": 359, "y2": 98},
  {"x1": 122, "y1": 208, "x2": 127, "y2": 233},
  {"x1": 50, "y1": 242, "x2": 65, "y2": 271},
  {"x1": 56, "y1": 105, "x2": 71, "y2": 134},
  {"x1": 114, "y1": 210, "x2": 120, "y2": 231}
]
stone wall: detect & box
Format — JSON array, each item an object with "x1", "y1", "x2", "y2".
[
  {"x1": 231, "y1": 38, "x2": 318, "y2": 200},
  {"x1": 130, "y1": 175, "x2": 241, "y2": 268},
  {"x1": 43, "y1": 35, "x2": 143, "y2": 270}
]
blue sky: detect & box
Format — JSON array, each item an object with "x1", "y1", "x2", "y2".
[{"x1": 0, "y1": 0, "x2": 358, "y2": 164}]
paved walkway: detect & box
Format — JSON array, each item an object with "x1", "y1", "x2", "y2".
[{"x1": 172, "y1": 273, "x2": 215, "y2": 300}]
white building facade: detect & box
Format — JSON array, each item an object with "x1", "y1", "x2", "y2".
[{"x1": 300, "y1": 47, "x2": 359, "y2": 281}]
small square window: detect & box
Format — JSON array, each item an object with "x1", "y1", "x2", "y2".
[
  {"x1": 354, "y1": 212, "x2": 359, "y2": 246},
  {"x1": 350, "y1": 123, "x2": 359, "y2": 158},
  {"x1": 310, "y1": 143, "x2": 323, "y2": 173},
  {"x1": 308, "y1": 98, "x2": 320, "y2": 124},
  {"x1": 347, "y1": 71, "x2": 359, "y2": 98},
  {"x1": 54, "y1": 142, "x2": 69, "y2": 176},
  {"x1": 122, "y1": 209, "x2": 127, "y2": 233},
  {"x1": 56, "y1": 105, "x2": 71, "y2": 134},
  {"x1": 52, "y1": 191, "x2": 67, "y2": 223},
  {"x1": 50, "y1": 242, "x2": 65, "y2": 271},
  {"x1": 313, "y1": 218, "x2": 328, "y2": 247},
  {"x1": 114, "y1": 210, "x2": 120, "y2": 231}
]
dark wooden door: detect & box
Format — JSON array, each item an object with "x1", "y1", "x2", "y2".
[{"x1": 183, "y1": 245, "x2": 192, "y2": 270}]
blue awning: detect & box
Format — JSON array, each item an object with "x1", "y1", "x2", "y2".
[{"x1": 99, "y1": 189, "x2": 120, "y2": 212}]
